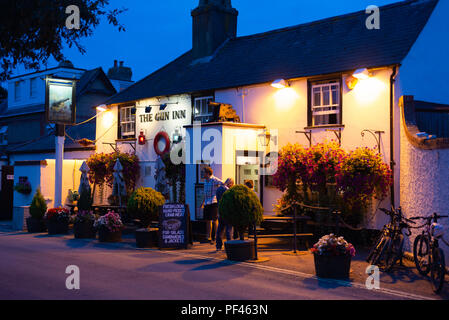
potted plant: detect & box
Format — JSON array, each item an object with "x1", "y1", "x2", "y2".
[
  {"x1": 94, "y1": 211, "x2": 123, "y2": 243},
  {"x1": 311, "y1": 234, "x2": 356, "y2": 279},
  {"x1": 127, "y1": 187, "x2": 165, "y2": 248},
  {"x1": 45, "y1": 207, "x2": 70, "y2": 235},
  {"x1": 219, "y1": 185, "x2": 264, "y2": 261},
  {"x1": 73, "y1": 211, "x2": 96, "y2": 239},
  {"x1": 26, "y1": 188, "x2": 47, "y2": 233}
]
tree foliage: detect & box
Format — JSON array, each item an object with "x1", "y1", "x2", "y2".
[{"x1": 0, "y1": 0, "x2": 127, "y2": 80}]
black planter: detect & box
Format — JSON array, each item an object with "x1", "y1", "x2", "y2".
[
  {"x1": 135, "y1": 228, "x2": 158, "y2": 248},
  {"x1": 224, "y1": 240, "x2": 256, "y2": 261},
  {"x1": 73, "y1": 221, "x2": 96, "y2": 239},
  {"x1": 26, "y1": 217, "x2": 47, "y2": 233},
  {"x1": 98, "y1": 228, "x2": 122, "y2": 243},
  {"x1": 313, "y1": 254, "x2": 351, "y2": 279},
  {"x1": 47, "y1": 220, "x2": 69, "y2": 235}
]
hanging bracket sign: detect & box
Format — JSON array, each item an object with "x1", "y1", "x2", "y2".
[
  {"x1": 45, "y1": 77, "x2": 77, "y2": 125},
  {"x1": 158, "y1": 203, "x2": 192, "y2": 249}
]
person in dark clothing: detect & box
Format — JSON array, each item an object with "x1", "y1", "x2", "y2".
[{"x1": 215, "y1": 178, "x2": 234, "y2": 251}]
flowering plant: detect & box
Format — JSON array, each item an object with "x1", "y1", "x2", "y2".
[
  {"x1": 14, "y1": 180, "x2": 32, "y2": 195},
  {"x1": 336, "y1": 147, "x2": 393, "y2": 206},
  {"x1": 311, "y1": 234, "x2": 356, "y2": 257},
  {"x1": 94, "y1": 211, "x2": 123, "y2": 233},
  {"x1": 44, "y1": 207, "x2": 70, "y2": 223},
  {"x1": 87, "y1": 152, "x2": 140, "y2": 194},
  {"x1": 72, "y1": 210, "x2": 96, "y2": 224}
]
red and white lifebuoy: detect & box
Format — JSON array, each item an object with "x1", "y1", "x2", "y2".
[{"x1": 154, "y1": 131, "x2": 171, "y2": 156}]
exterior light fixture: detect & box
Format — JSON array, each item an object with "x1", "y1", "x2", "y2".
[
  {"x1": 145, "y1": 106, "x2": 152, "y2": 113},
  {"x1": 353, "y1": 68, "x2": 371, "y2": 80},
  {"x1": 96, "y1": 104, "x2": 108, "y2": 112},
  {"x1": 271, "y1": 79, "x2": 288, "y2": 89},
  {"x1": 173, "y1": 128, "x2": 182, "y2": 144},
  {"x1": 159, "y1": 103, "x2": 168, "y2": 111},
  {"x1": 138, "y1": 131, "x2": 146, "y2": 145},
  {"x1": 258, "y1": 129, "x2": 271, "y2": 147},
  {"x1": 345, "y1": 76, "x2": 358, "y2": 90}
]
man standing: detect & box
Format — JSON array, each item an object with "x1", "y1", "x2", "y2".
[
  {"x1": 215, "y1": 178, "x2": 234, "y2": 251},
  {"x1": 202, "y1": 166, "x2": 223, "y2": 244}
]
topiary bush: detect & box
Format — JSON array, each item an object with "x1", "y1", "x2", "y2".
[
  {"x1": 29, "y1": 188, "x2": 47, "y2": 220},
  {"x1": 219, "y1": 185, "x2": 264, "y2": 240},
  {"x1": 127, "y1": 187, "x2": 165, "y2": 229},
  {"x1": 77, "y1": 186, "x2": 93, "y2": 212}
]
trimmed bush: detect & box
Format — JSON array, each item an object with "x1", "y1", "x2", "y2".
[
  {"x1": 219, "y1": 185, "x2": 264, "y2": 240},
  {"x1": 127, "y1": 187, "x2": 165, "y2": 228},
  {"x1": 77, "y1": 186, "x2": 93, "y2": 212},
  {"x1": 30, "y1": 188, "x2": 47, "y2": 220}
]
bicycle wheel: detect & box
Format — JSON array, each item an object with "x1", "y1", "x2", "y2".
[
  {"x1": 430, "y1": 248, "x2": 446, "y2": 294},
  {"x1": 367, "y1": 231, "x2": 385, "y2": 264},
  {"x1": 384, "y1": 234, "x2": 404, "y2": 271},
  {"x1": 413, "y1": 235, "x2": 430, "y2": 276},
  {"x1": 371, "y1": 236, "x2": 391, "y2": 267}
]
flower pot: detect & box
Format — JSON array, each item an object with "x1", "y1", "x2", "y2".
[
  {"x1": 74, "y1": 221, "x2": 96, "y2": 239},
  {"x1": 224, "y1": 240, "x2": 256, "y2": 262},
  {"x1": 26, "y1": 217, "x2": 47, "y2": 233},
  {"x1": 98, "y1": 228, "x2": 122, "y2": 243},
  {"x1": 313, "y1": 253, "x2": 351, "y2": 279},
  {"x1": 47, "y1": 220, "x2": 69, "y2": 235},
  {"x1": 135, "y1": 228, "x2": 158, "y2": 248}
]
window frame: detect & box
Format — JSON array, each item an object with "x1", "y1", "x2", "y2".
[
  {"x1": 118, "y1": 105, "x2": 136, "y2": 139},
  {"x1": 30, "y1": 77, "x2": 38, "y2": 98},
  {"x1": 14, "y1": 81, "x2": 21, "y2": 101},
  {"x1": 307, "y1": 77, "x2": 343, "y2": 128},
  {"x1": 192, "y1": 95, "x2": 215, "y2": 124}
]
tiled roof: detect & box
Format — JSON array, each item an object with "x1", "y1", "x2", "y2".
[{"x1": 105, "y1": 0, "x2": 438, "y2": 105}]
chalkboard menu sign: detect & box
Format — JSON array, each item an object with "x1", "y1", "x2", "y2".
[{"x1": 159, "y1": 203, "x2": 192, "y2": 249}]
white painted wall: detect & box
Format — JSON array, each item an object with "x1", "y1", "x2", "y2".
[{"x1": 399, "y1": 0, "x2": 449, "y2": 105}]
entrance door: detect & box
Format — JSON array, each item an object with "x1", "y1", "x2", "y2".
[
  {"x1": 237, "y1": 164, "x2": 260, "y2": 199},
  {"x1": 0, "y1": 166, "x2": 14, "y2": 220}
]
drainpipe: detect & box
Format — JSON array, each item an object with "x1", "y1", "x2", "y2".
[{"x1": 390, "y1": 65, "x2": 398, "y2": 207}]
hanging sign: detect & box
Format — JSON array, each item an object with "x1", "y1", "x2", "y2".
[
  {"x1": 45, "y1": 77, "x2": 76, "y2": 124},
  {"x1": 158, "y1": 203, "x2": 192, "y2": 249}
]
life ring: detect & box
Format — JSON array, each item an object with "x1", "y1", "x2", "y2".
[{"x1": 154, "y1": 131, "x2": 171, "y2": 156}]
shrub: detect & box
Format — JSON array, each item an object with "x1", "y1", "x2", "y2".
[
  {"x1": 77, "y1": 187, "x2": 93, "y2": 211},
  {"x1": 127, "y1": 187, "x2": 166, "y2": 228},
  {"x1": 219, "y1": 185, "x2": 264, "y2": 240},
  {"x1": 29, "y1": 188, "x2": 47, "y2": 220}
]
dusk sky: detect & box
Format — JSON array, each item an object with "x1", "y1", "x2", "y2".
[{"x1": 9, "y1": 0, "x2": 399, "y2": 82}]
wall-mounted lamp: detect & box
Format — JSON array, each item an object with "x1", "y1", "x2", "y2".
[
  {"x1": 138, "y1": 131, "x2": 146, "y2": 145},
  {"x1": 145, "y1": 106, "x2": 152, "y2": 113},
  {"x1": 96, "y1": 104, "x2": 108, "y2": 112},
  {"x1": 258, "y1": 129, "x2": 272, "y2": 147},
  {"x1": 345, "y1": 76, "x2": 358, "y2": 90},
  {"x1": 173, "y1": 128, "x2": 182, "y2": 144},
  {"x1": 159, "y1": 103, "x2": 168, "y2": 111},
  {"x1": 271, "y1": 79, "x2": 288, "y2": 89},
  {"x1": 353, "y1": 68, "x2": 371, "y2": 80}
]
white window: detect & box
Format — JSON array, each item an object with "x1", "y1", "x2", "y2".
[
  {"x1": 0, "y1": 126, "x2": 8, "y2": 145},
  {"x1": 14, "y1": 81, "x2": 21, "y2": 101},
  {"x1": 120, "y1": 106, "x2": 135, "y2": 138},
  {"x1": 193, "y1": 96, "x2": 214, "y2": 123},
  {"x1": 311, "y1": 82, "x2": 341, "y2": 126},
  {"x1": 30, "y1": 78, "x2": 37, "y2": 98}
]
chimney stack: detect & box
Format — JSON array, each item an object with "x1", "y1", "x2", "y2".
[
  {"x1": 191, "y1": 0, "x2": 238, "y2": 59},
  {"x1": 108, "y1": 60, "x2": 132, "y2": 82}
]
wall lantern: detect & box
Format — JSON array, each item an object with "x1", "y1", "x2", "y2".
[
  {"x1": 353, "y1": 68, "x2": 371, "y2": 80},
  {"x1": 138, "y1": 131, "x2": 146, "y2": 145},
  {"x1": 159, "y1": 103, "x2": 168, "y2": 111},
  {"x1": 258, "y1": 129, "x2": 272, "y2": 147},
  {"x1": 145, "y1": 106, "x2": 152, "y2": 113},
  {"x1": 96, "y1": 104, "x2": 108, "y2": 112},
  {"x1": 173, "y1": 128, "x2": 182, "y2": 144},
  {"x1": 271, "y1": 79, "x2": 288, "y2": 89},
  {"x1": 345, "y1": 76, "x2": 358, "y2": 90}
]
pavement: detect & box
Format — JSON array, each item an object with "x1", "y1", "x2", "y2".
[{"x1": 0, "y1": 221, "x2": 447, "y2": 300}]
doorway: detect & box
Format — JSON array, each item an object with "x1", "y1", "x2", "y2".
[
  {"x1": 0, "y1": 166, "x2": 14, "y2": 220},
  {"x1": 236, "y1": 151, "x2": 262, "y2": 200}
]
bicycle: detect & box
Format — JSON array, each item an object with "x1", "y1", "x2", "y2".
[
  {"x1": 410, "y1": 213, "x2": 448, "y2": 293},
  {"x1": 366, "y1": 206, "x2": 415, "y2": 271}
]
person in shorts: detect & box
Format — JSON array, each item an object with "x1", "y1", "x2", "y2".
[{"x1": 201, "y1": 166, "x2": 223, "y2": 244}]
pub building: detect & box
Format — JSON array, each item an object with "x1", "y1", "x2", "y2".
[{"x1": 95, "y1": 0, "x2": 449, "y2": 253}]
